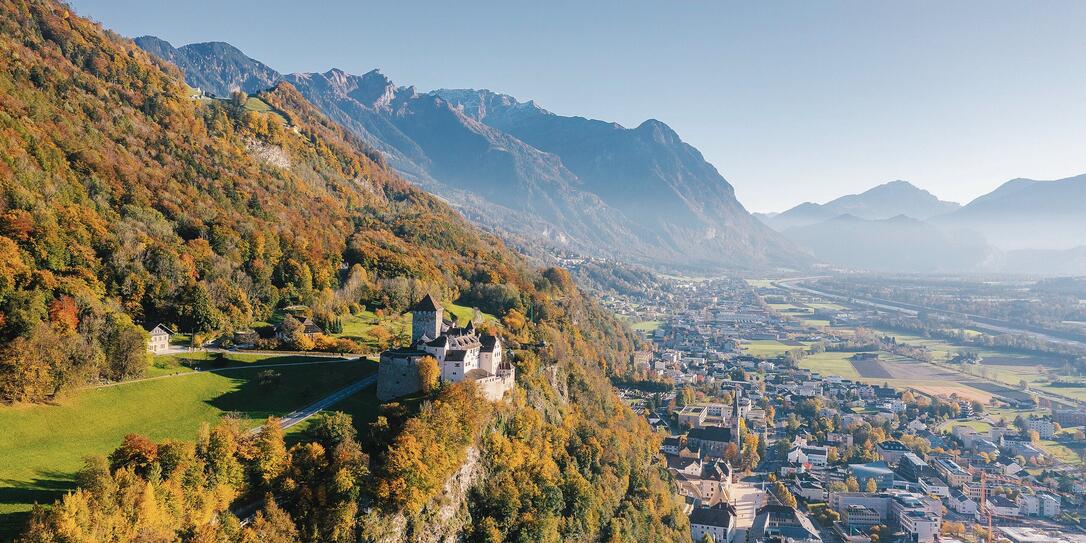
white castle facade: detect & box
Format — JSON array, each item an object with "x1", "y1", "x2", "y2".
[{"x1": 377, "y1": 294, "x2": 515, "y2": 401}]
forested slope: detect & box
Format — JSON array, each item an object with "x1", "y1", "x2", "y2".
[{"x1": 0, "y1": 1, "x2": 686, "y2": 541}]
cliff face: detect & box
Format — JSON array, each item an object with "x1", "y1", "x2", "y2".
[{"x1": 362, "y1": 447, "x2": 483, "y2": 543}]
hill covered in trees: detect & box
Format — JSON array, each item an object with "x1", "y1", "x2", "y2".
[{"x1": 0, "y1": 1, "x2": 687, "y2": 541}]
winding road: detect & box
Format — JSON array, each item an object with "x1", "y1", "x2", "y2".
[{"x1": 272, "y1": 374, "x2": 377, "y2": 430}]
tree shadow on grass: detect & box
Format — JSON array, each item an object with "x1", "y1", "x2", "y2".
[
  {"x1": 0, "y1": 472, "x2": 77, "y2": 541},
  {"x1": 206, "y1": 359, "x2": 378, "y2": 425}
]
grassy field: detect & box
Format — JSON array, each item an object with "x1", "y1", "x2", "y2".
[
  {"x1": 799, "y1": 352, "x2": 861, "y2": 379},
  {"x1": 1040, "y1": 440, "x2": 1083, "y2": 465},
  {"x1": 0, "y1": 354, "x2": 378, "y2": 537},
  {"x1": 742, "y1": 340, "x2": 800, "y2": 357},
  {"x1": 745, "y1": 279, "x2": 776, "y2": 289},
  {"x1": 630, "y1": 320, "x2": 663, "y2": 332}
]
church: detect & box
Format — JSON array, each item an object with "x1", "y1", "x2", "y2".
[{"x1": 376, "y1": 294, "x2": 515, "y2": 401}]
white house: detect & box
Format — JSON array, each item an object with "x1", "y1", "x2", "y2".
[
  {"x1": 788, "y1": 445, "x2": 829, "y2": 468},
  {"x1": 985, "y1": 495, "x2": 1020, "y2": 517},
  {"x1": 377, "y1": 295, "x2": 513, "y2": 401},
  {"x1": 690, "y1": 503, "x2": 737, "y2": 543},
  {"x1": 1019, "y1": 493, "x2": 1061, "y2": 518},
  {"x1": 147, "y1": 324, "x2": 173, "y2": 354},
  {"x1": 1027, "y1": 418, "x2": 1056, "y2": 439},
  {"x1": 948, "y1": 490, "x2": 977, "y2": 515}
]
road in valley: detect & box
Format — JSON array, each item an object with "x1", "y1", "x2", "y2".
[{"x1": 775, "y1": 277, "x2": 1086, "y2": 350}]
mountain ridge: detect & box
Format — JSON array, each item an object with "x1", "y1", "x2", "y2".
[
  {"x1": 135, "y1": 36, "x2": 807, "y2": 271},
  {"x1": 762, "y1": 179, "x2": 961, "y2": 231}
]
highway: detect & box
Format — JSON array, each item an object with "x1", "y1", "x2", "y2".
[{"x1": 775, "y1": 277, "x2": 1086, "y2": 350}]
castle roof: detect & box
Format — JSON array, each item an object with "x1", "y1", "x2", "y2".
[
  {"x1": 464, "y1": 368, "x2": 491, "y2": 380},
  {"x1": 410, "y1": 294, "x2": 441, "y2": 312},
  {"x1": 480, "y1": 334, "x2": 499, "y2": 353},
  {"x1": 445, "y1": 350, "x2": 469, "y2": 362}
]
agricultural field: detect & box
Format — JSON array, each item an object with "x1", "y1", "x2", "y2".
[
  {"x1": 630, "y1": 320, "x2": 663, "y2": 332},
  {"x1": 742, "y1": 340, "x2": 803, "y2": 357},
  {"x1": 745, "y1": 279, "x2": 777, "y2": 289},
  {"x1": 806, "y1": 302, "x2": 848, "y2": 311},
  {"x1": 799, "y1": 352, "x2": 861, "y2": 379},
  {"x1": 0, "y1": 354, "x2": 378, "y2": 534}
]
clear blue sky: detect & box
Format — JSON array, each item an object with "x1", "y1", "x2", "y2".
[{"x1": 70, "y1": 0, "x2": 1086, "y2": 212}]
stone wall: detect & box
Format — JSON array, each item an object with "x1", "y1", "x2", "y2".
[{"x1": 377, "y1": 354, "x2": 423, "y2": 401}]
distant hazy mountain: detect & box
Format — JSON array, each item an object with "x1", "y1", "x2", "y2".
[
  {"x1": 136, "y1": 37, "x2": 806, "y2": 271},
  {"x1": 935, "y1": 173, "x2": 1086, "y2": 251},
  {"x1": 1001, "y1": 247, "x2": 1086, "y2": 276},
  {"x1": 783, "y1": 214, "x2": 993, "y2": 273},
  {"x1": 763, "y1": 180, "x2": 960, "y2": 231}
]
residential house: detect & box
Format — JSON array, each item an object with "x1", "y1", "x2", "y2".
[
  {"x1": 690, "y1": 503, "x2": 737, "y2": 543},
  {"x1": 147, "y1": 324, "x2": 173, "y2": 354}
]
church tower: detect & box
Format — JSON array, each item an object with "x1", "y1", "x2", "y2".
[
  {"x1": 409, "y1": 294, "x2": 443, "y2": 344},
  {"x1": 732, "y1": 386, "x2": 742, "y2": 445}
]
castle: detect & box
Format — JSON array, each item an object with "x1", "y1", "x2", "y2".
[{"x1": 376, "y1": 294, "x2": 515, "y2": 401}]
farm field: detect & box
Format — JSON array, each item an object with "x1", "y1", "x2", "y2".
[
  {"x1": 630, "y1": 320, "x2": 663, "y2": 332},
  {"x1": 0, "y1": 355, "x2": 378, "y2": 536},
  {"x1": 799, "y1": 352, "x2": 861, "y2": 379},
  {"x1": 821, "y1": 352, "x2": 1001, "y2": 403},
  {"x1": 745, "y1": 279, "x2": 776, "y2": 289},
  {"x1": 743, "y1": 340, "x2": 804, "y2": 357}
]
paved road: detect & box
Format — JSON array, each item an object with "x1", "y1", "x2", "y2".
[{"x1": 276, "y1": 374, "x2": 377, "y2": 430}]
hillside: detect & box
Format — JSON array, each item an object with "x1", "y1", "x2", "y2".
[
  {"x1": 0, "y1": 2, "x2": 686, "y2": 541},
  {"x1": 936, "y1": 173, "x2": 1086, "y2": 251},
  {"x1": 134, "y1": 38, "x2": 807, "y2": 271},
  {"x1": 764, "y1": 180, "x2": 960, "y2": 231}
]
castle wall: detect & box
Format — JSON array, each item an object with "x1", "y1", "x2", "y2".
[
  {"x1": 377, "y1": 353, "x2": 424, "y2": 401},
  {"x1": 473, "y1": 372, "x2": 516, "y2": 402}
]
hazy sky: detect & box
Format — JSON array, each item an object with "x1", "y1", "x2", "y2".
[{"x1": 70, "y1": 0, "x2": 1086, "y2": 212}]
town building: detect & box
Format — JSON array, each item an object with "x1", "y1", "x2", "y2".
[
  {"x1": 875, "y1": 440, "x2": 910, "y2": 464},
  {"x1": 689, "y1": 502, "x2": 737, "y2": 543},
  {"x1": 748, "y1": 505, "x2": 821, "y2": 543}
]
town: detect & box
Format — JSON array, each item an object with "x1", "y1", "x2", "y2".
[{"x1": 605, "y1": 274, "x2": 1086, "y2": 543}]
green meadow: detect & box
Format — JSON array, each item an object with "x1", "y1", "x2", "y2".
[{"x1": 0, "y1": 354, "x2": 378, "y2": 537}]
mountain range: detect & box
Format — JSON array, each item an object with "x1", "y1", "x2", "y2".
[
  {"x1": 756, "y1": 180, "x2": 960, "y2": 231},
  {"x1": 133, "y1": 37, "x2": 806, "y2": 272},
  {"x1": 760, "y1": 177, "x2": 1086, "y2": 274}
]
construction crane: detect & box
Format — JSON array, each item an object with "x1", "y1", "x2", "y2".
[{"x1": 979, "y1": 472, "x2": 993, "y2": 543}]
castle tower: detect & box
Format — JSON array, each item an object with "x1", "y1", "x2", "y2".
[{"x1": 409, "y1": 294, "x2": 443, "y2": 344}]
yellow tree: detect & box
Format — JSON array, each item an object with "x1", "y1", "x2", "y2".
[{"x1": 418, "y1": 356, "x2": 440, "y2": 394}]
